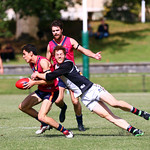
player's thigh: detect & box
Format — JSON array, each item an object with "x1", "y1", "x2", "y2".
[
  {"x1": 100, "y1": 91, "x2": 118, "y2": 106},
  {"x1": 20, "y1": 92, "x2": 42, "y2": 108},
  {"x1": 39, "y1": 100, "x2": 52, "y2": 116},
  {"x1": 69, "y1": 90, "x2": 79, "y2": 103},
  {"x1": 58, "y1": 86, "x2": 65, "y2": 99},
  {"x1": 93, "y1": 101, "x2": 114, "y2": 118}
]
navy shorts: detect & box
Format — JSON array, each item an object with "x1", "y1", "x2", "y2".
[
  {"x1": 58, "y1": 78, "x2": 67, "y2": 88},
  {"x1": 35, "y1": 89, "x2": 59, "y2": 103}
]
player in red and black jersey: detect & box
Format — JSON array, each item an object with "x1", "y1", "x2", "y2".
[{"x1": 19, "y1": 44, "x2": 73, "y2": 138}]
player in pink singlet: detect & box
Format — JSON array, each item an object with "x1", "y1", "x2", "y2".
[
  {"x1": 18, "y1": 44, "x2": 73, "y2": 138},
  {"x1": 46, "y1": 20, "x2": 102, "y2": 131}
]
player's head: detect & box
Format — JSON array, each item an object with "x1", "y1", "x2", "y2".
[
  {"x1": 51, "y1": 20, "x2": 63, "y2": 30},
  {"x1": 22, "y1": 44, "x2": 37, "y2": 63},
  {"x1": 53, "y1": 46, "x2": 66, "y2": 64},
  {"x1": 22, "y1": 44, "x2": 37, "y2": 55},
  {"x1": 50, "y1": 20, "x2": 63, "y2": 40}
]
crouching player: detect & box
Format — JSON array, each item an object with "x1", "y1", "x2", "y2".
[{"x1": 18, "y1": 44, "x2": 73, "y2": 138}]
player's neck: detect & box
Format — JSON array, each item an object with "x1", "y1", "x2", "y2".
[
  {"x1": 54, "y1": 35, "x2": 64, "y2": 43},
  {"x1": 31, "y1": 55, "x2": 38, "y2": 64}
]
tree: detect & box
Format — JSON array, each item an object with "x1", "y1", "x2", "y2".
[
  {"x1": 1, "y1": 0, "x2": 74, "y2": 38},
  {"x1": 0, "y1": 1, "x2": 12, "y2": 37},
  {"x1": 105, "y1": 0, "x2": 150, "y2": 22}
]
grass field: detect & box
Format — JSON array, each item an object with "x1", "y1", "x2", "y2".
[
  {"x1": 1, "y1": 73, "x2": 150, "y2": 94},
  {"x1": 0, "y1": 93, "x2": 150, "y2": 150}
]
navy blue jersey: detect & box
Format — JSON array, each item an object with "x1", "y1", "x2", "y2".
[{"x1": 46, "y1": 59, "x2": 93, "y2": 98}]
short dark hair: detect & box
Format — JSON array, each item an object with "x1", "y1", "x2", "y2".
[
  {"x1": 50, "y1": 20, "x2": 63, "y2": 30},
  {"x1": 53, "y1": 46, "x2": 66, "y2": 56},
  {"x1": 22, "y1": 44, "x2": 37, "y2": 55}
]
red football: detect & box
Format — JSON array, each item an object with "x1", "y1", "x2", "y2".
[{"x1": 15, "y1": 78, "x2": 30, "y2": 90}]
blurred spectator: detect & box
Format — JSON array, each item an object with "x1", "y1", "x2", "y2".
[
  {"x1": 88, "y1": 20, "x2": 94, "y2": 37},
  {"x1": 0, "y1": 43, "x2": 15, "y2": 61},
  {"x1": 0, "y1": 44, "x2": 4, "y2": 74},
  {"x1": 0, "y1": 55, "x2": 3, "y2": 74},
  {"x1": 95, "y1": 18, "x2": 109, "y2": 39}
]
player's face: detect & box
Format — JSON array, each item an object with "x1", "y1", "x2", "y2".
[
  {"x1": 22, "y1": 50, "x2": 32, "y2": 63},
  {"x1": 51, "y1": 26, "x2": 63, "y2": 40},
  {"x1": 55, "y1": 50, "x2": 65, "y2": 64}
]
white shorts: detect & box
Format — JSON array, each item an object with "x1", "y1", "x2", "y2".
[{"x1": 80, "y1": 84, "x2": 108, "y2": 111}]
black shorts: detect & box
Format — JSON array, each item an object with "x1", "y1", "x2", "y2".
[{"x1": 35, "y1": 89, "x2": 59, "y2": 103}]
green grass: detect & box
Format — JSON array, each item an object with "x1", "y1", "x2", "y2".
[
  {"x1": 0, "y1": 93, "x2": 150, "y2": 150},
  {"x1": 1, "y1": 74, "x2": 150, "y2": 94}
]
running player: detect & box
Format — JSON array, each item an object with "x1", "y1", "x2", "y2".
[
  {"x1": 32, "y1": 45, "x2": 150, "y2": 136},
  {"x1": 46, "y1": 19, "x2": 102, "y2": 131},
  {"x1": 19, "y1": 44, "x2": 73, "y2": 138}
]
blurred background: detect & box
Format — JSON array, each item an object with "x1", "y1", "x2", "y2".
[{"x1": 0, "y1": 0, "x2": 150, "y2": 94}]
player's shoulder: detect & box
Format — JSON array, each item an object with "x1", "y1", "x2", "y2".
[
  {"x1": 61, "y1": 59, "x2": 73, "y2": 67},
  {"x1": 70, "y1": 37, "x2": 77, "y2": 45},
  {"x1": 40, "y1": 56, "x2": 50, "y2": 64}
]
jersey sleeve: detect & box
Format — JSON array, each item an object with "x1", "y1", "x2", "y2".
[{"x1": 46, "y1": 61, "x2": 73, "y2": 81}]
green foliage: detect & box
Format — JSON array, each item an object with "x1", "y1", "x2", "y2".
[
  {"x1": 4, "y1": 0, "x2": 70, "y2": 19},
  {"x1": 105, "y1": 0, "x2": 150, "y2": 22},
  {"x1": 0, "y1": 1, "x2": 13, "y2": 37}
]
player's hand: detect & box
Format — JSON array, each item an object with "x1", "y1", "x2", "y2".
[
  {"x1": 31, "y1": 71, "x2": 38, "y2": 80},
  {"x1": 94, "y1": 51, "x2": 102, "y2": 60},
  {"x1": 23, "y1": 78, "x2": 34, "y2": 89}
]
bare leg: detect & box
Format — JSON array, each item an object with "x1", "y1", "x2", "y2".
[
  {"x1": 99, "y1": 90, "x2": 150, "y2": 120},
  {"x1": 55, "y1": 87, "x2": 67, "y2": 123},
  {"x1": 38, "y1": 100, "x2": 59, "y2": 128},
  {"x1": 70, "y1": 90, "x2": 82, "y2": 116},
  {"x1": 100, "y1": 91, "x2": 132, "y2": 111},
  {"x1": 70, "y1": 90, "x2": 85, "y2": 131},
  {"x1": 55, "y1": 87, "x2": 66, "y2": 108},
  {"x1": 38, "y1": 99, "x2": 74, "y2": 138},
  {"x1": 18, "y1": 92, "x2": 42, "y2": 118},
  {"x1": 92, "y1": 101, "x2": 144, "y2": 136},
  {"x1": 93, "y1": 101, "x2": 130, "y2": 130}
]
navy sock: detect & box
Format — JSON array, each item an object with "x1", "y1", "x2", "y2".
[
  {"x1": 76, "y1": 114, "x2": 83, "y2": 126},
  {"x1": 57, "y1": 124, "x2": 66, "y2": 133}
]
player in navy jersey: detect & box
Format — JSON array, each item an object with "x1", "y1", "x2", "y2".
[{"x1": 32, "y1": 45, "x2": 150, "y2": 137}]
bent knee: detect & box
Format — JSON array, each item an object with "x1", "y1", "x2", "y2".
[
  {"x1": 18, "y1": 103, "x2": 24, "y2": 111},
  {"x1": 109, "y1": 101, "x2": 121, "y2": 108},
  {"x1": 38, "y1": 114, "x2": 44, "y2": 122},
  {"x1": 72, "y1": 100, "x2": 79, "y2": 106}
]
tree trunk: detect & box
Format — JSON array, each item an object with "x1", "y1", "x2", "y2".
[{"x1": 16, "y1": 14, "x2": 39, "y2": 39}]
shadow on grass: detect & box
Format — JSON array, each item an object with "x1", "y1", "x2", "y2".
[
  {"x1": 34, "y1": 133, "x2": 130, "y2": 138},
  {"x1": 31, "y1": 127, "x2": 132, "y2": 138}
]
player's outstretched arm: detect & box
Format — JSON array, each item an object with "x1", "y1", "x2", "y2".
[{"x1": 70, "y1": 38, "x2": 102, "y2": 60}]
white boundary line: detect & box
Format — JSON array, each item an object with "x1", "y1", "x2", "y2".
[{"x1": 0, "y1": 126, "x2": 39, "y2": 129}]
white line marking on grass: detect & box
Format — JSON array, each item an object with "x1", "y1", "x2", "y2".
[{"x1": 0, "y1": 126, "x2": 39, "y2": 129}]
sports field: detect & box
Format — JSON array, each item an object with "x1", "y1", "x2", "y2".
[{"x1": 0, "y1": 93, "x2": 150, "y2": 150}]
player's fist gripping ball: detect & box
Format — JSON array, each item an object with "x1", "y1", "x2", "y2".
[{"x1": 15, "y1": 78, "x2": 29, "y2": 90}]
